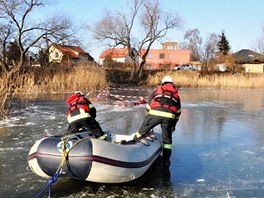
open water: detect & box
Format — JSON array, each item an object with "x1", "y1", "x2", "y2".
[{"x1": 0, "y1": 88, "x2": 264, "y2": 198}]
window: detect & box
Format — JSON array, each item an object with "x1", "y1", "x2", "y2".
[
  {"x1": 169, "y1": 45, "x2": 176, "y2": 50},
  {"x1": 168, "y1": 53, "x2": 172, "y2": 59},
  {"x1": 54, "y1": 52, "x2": 59, "y2": 58},
  {"x1": 148, "y1": 53, "x2": 153, "y2": 59},
  {"x1": 159, "y1": 53, "x2": 165, "y2": 59}
]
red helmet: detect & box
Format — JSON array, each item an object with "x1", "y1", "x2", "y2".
[{"x1": 66, "y1": 91, "x2": 85, "y2": 106}]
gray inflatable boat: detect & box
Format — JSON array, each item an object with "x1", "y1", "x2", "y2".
[{"x1": 28, "y1": 131, "x2": 162, "y2": 183}]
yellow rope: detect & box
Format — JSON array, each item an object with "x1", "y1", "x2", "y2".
[
  {"x1": 53, "y1": 139, "x2": 68, "y2": 173},
  {"x1": 56, "y1": 137, "x2": 91, "y2": 172}
]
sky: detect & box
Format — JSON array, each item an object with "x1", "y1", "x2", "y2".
[{"x1": 46, "y1": 0, "x2": 264, "y2": 61}]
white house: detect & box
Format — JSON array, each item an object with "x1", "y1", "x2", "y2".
[
  {"x1": 49, "y1": 43, "x2": 94, "y2": 65},
  {"x1": 98, "y1": 48, "x2": 135, "y2": 65}
]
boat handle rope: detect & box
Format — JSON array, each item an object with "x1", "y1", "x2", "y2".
[
  {"x1": 137, "y1": 132, "x2": 157, "y2": 146},
  {"x1": 34, "y1": 137, "x2": 89, "y2": 198}
]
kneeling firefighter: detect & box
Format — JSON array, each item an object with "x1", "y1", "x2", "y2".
[
  {"x1": 134, "y1": 76, "x2": 182, "y2": 168},
  {"x1": 66, "y1": 91, "x2": 107, "y2": 140}
]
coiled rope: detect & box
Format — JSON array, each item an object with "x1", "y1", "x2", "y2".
[
  {"x1": 34, "y1": 136, "x2": 90, "y2": 198},
  {"x1": 34, "y1": 138, "x2": 69, "y2": 198}
]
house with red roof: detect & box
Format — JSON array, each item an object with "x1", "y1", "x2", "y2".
[
  {"x1": 49, "y1": 43, "x2": 94, "y2": 65},
  {"x1": 99, "y1": 41, "x2": 191, "y2": 70},
  {"x1": 98, "y1": 48, "x2": 136, "y2": 65}
]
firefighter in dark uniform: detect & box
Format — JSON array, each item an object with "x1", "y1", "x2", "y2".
[
  {"x1": 134, "y1": 76, "x2": 181, "y2": 169},
  {"x1": 66, "y1": 91, "x2": 107, "y2": 140}
]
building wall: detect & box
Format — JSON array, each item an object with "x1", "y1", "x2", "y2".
[
  {"x1": 162, "y1": 41, "x2": 179, "y2": 50},
  {"x1": 244, "y1": 64, "x2": 264, "y2": 73},
  {"x1": 99, "y1": 57, "x2": 127, "y2": 65},
  {"x1": 49, "y1": 46, "x2": 63, "y2": 62},
  {"x1": 98, "y1": 41, "x2": 190, "y2": 69},
  {"x1": 145, "y1": 49, "x2": 191, "y2": 70},
  {"x1": 49, "y1": 45, "x2": 93, "y2": 65}
]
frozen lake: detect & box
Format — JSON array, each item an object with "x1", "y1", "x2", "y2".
[{"x1": 0, "y1": 88, "x2": 264, "y2": 198}]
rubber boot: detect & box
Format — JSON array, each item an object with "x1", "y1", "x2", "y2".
[
  {"x1": 162, "y1": 148, "x2": 171, "y2": 179},
  {"x1": 163, "y1": 148, "x2": 171, "y2": 168}
]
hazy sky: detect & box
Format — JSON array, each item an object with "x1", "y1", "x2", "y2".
[{"x1": 46, "y1": 0, "x2": 264, "y2": 60}]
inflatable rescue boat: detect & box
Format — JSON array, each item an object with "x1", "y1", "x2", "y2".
[{"x1": 28, "y1": 131, "x2": 162, "y2": 183}]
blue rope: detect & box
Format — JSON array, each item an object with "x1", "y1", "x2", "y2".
[{"x1": 35, "y1": 169, "x2": 61, "y2": 198}]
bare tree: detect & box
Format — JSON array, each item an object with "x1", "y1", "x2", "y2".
[
  {"x1": 0, "y1": 0, "x2": 78, "y2": 72},
  {"x1": 202, "y1": 33, "x2": 218, "y2": 60},
  {"x1": 253, "y1": 23, "x2": 264, "y2": 54},
  {"x1": 0, "y1": 23, "x2": 14, "y2": 72},
  {"x1": 180, "y1": 28, "x2": 202, "y2": 61},
  {"x1": 200, "y1": 33, "x2": 218, "y2": 70},
  {"x1": 254, "y1": 40, "x2": 264, "y2": 54},
  {"x1": 91, "y1": 0, "x2": 182, "y2": 81},
  {"x1": 0, "y1": 0, "x2": 77, "y2": 118}
]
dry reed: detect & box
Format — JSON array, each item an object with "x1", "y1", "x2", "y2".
[
  {"x1": 1, "y1": 66, "x2": 264, "y2": 118},
  {"x1": 146, "y1": 70, "x2": 264, "y2": 89},
  {"x1": 30, "y1": 66, "x2": 108, "y2": 94}
]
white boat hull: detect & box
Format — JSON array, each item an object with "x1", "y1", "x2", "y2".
[{"x1": 28, "y1": 131, "x2": 162, "y2": 183}]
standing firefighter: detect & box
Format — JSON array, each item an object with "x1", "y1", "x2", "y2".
[
  {"x1": 66, "y1": 91, "x2": 107, "y2": 140},
  {"x1": 134, "y1": 76, "x2": 181, "y2": 169}
]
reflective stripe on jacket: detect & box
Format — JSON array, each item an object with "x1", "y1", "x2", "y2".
[
  {"x1": 67, "y1": 108, "x2": 91, "y2": 123},
  {"x1": 148, "y1": 109, "x2": 179, "y2": 119}
]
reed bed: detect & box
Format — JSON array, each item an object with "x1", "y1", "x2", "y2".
[
  {"x1": 2, "y1": 68, "x2": 264, "y2": 98},
  {"x1": 28, "y1": 66, "x2": 107, "y2": 94},
  {"x1": 1, "y1": 66, "x2": 264, "y2": 118},
  {"x1": 48, "y1": 67, "x2": 105, "y2": 92},
  {"x1": 146, "y1": 70, "x2": 264, "y2": 89}
]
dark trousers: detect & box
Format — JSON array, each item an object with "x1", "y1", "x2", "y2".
[
  {"x1": 67, "y1": 118, "x2": 104, "y2": 137},
  {"x1": 138, "y1": 114, "x2": 174, "y2": 145},
  {"x1": 138, "y1": 114, "x2": 176, "y2": 168}
]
